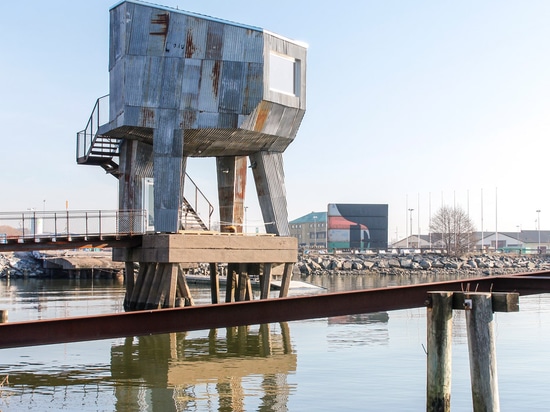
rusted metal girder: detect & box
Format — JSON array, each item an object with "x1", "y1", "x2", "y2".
[{"x1": 1, "y1": 272, "x2": 550, "y2": 349}]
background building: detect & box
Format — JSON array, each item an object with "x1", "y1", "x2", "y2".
[
  {"x1": 290, "y1": 203, "x2": 389, "y2": 251},
  {"x1": 289, "y1": 211, "x2": 327, "y2": 249}
]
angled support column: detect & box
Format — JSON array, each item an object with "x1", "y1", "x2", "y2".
[{"x1": 250, "y1": 151, "x2": 290, "y2": 236}]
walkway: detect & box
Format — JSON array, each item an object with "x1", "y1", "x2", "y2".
[{"x1": 0, "y1": 209, "x2": 145, "y2": 251}]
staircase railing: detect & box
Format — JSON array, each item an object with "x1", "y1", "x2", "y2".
[
  {"x1": 76, "y1": 95, "x2": 215, "y2": 231},
  {"x1": 76, "y1": 94, "x2": 111, "y2": 161},
  {"x1": 182, "y1": 173, "x2": 215, "y2": 230}
]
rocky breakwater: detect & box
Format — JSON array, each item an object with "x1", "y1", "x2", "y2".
[
  {"x1": 296, "y1": 253, "x2": 550, "y2": 277},
  {"x1": 0, "y1": 252, "x2": 44, "y2": 278}
]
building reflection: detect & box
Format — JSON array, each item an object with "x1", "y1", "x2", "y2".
[
  {"x1": 327, "y1": 312, "x2": 390, "y2": 348},
  {"x1": 111, "y1": 323, "x2": 296, "y2": 411}
]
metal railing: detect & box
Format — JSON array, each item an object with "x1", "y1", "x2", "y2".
[
  {"x1": 0, "y1": 210, "x2": 146, "y2": 243},
  {"x1": 76, "y1": 94, "x2": 111, "y2": 161},
  {"x1": 182, "y1": 173, "x2": 215, "y2": 230}
]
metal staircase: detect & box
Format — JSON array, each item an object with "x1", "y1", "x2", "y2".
[{"x1": 77, "y1": 95, "x2": 214, "y2": 231}]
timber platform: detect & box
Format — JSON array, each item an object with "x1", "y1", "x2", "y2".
[{"x1": 114, "y1": 231, "x2": 299, "y2": 310}]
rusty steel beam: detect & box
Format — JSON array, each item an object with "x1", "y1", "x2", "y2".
[{"x1": 2, "y1": 272, "x2": 550, "y2": 349}]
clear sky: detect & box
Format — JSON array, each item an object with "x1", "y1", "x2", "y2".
[{"x1": 1, "y1": 1, "x2": 549, "y2": 243}]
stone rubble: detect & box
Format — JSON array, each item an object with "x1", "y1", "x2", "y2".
[
  {"x1": 0, "y1": 252, "x2": 44, "y2": 278},
  {"x1": 295, "y1": 252, "x2": 550, "y2": 277},
  {"x1": 2, "y1": 251, "x2": 550, "y2": 279}
]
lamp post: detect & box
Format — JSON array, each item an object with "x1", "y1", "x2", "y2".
[
  {"x1": 407, "y1": 208, "x2": 414, "y2": 248},
  {"x1": 516, "y1": 225, "x2": 521, "y2": 249},
  {"x1": 537, "y1": 210, "x2": 541, "y2": 253}
]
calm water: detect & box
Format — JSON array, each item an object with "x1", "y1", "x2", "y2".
[{"x1": 0, "y1": 275, "x2": 550, "y2": 411}]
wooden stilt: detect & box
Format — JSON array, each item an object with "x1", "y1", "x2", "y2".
[
  {"x1": 260, "y1": 263, "x2": 272, "y2": 299},
  {"x1": 465, "y1": 292, "x2": 500, "y2": 411},
  {"x1": 129, "y1": 263, "x2": 147, "y2": 307},
  {"x1": 278, "y1": 263, "x2": 293, "y2": 298},
  {"x1": 123, "y1": 262, "x2": 135, "y2": 311},
  {"x1": 238, "y1": 267, "x2": 248, "y2": 302},
  {"x1": 135, "y1": 263, "x2": 157, "y2": 310},
  {"x1": 226, "y1": 263, "x2": 238, "y2": 302},
  {"x1": 145, "y1": 263, "x2": 166, "y2": 309},
  {"x1": 177, "y1": 265, "x2": 194, "y2": 306},
  {"x1": 245, "y1": 277, "x2": 253, "y2": 301},
  {"x1": 426, "y1": 291, "x2": 453, "y2": 412},
  {"x1": 209, "y1": 262, "x2": 219, "y2": 304},
  {"x1": 158, "y1": 264, "x2": 177, "y2": 308},
  {"x1": 0, "y1": 310, "x2": 7, "y2": 323}
]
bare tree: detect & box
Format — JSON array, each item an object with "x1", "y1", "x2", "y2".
[{"x1": 430, "y1": 205, "x2": 476, "y2": 257}]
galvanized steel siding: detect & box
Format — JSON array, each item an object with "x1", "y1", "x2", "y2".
[{"x1": 105, "y1": 1, "x2": 306, "y2": 233}]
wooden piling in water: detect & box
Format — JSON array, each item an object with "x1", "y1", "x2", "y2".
[
  {"x1": 426, "y1": 291, "x2": 453, "y2": 412},
  {"x1": 0, "y1": 310, "x2": 7, "y2": 323},
  {"x1": 465, "y1": 292, "x2": 500, "y2": 412},
  {"x1": 209, "y1": 263, "x2": 219, "y2": 304}
]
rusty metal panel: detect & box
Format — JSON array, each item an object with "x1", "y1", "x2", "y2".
[
  {"x1": 205, "y1": 20, "x2": 224, "y2": 60},
  {"x1": 183, "y1": 15, "x2": 208, "y2": 59},
  {"x1": 222, "y1": 25, "x2": 263, "y2": 63},
  {"x1": 159, "y1": 57, "x2": 185, "y2": 109},
  {"x1": 198, "y1": 60, "x2": 221, "y2": 112},
  {"x1": 217, "y1": 113, "x2": 238, "y2": 128},
  {"x1": 147, "y1": 10, "x2": 170, "y2": 56},
  {"x1": 180, "y1": 59, "x2": 201, "y2": 111},
  {"x1": 164, "y1": 12, "x2": 187, "y2": 59},
  {"x1": 109, "y1": 3, "x2": 126, "y2": 70},
  {"x1": 219, "y1": 61, "x2": 245, "y2": 113},
  {"x1": 242, "y1": 62, "x2": 264, "y2": 114},
  {"x1": 124, "y1": 55, "x2": 146, "y2": 106},
  {"x1": 127, "y1": 3, "x2": 151, "y2": 56}
]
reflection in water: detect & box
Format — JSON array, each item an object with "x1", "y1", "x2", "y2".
[
  {"x1": 110, "y1": 323, "x2": 296, "y2": 411},
  {"x1": 327, "y1": 313, "x2": 390, "y2": 348}
]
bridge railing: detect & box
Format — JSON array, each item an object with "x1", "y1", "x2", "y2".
[{"x1": 0, "y1": 210, "x2": 146, "y2": 243}]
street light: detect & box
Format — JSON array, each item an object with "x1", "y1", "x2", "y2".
[
  {"x1": 516, "y1": 225, "x2": 521, "y2": 249},
  {"x1": 537, "y1": 210, "x2": 541, "y2": 253}
]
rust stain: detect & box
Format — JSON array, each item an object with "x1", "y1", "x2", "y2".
[
  {"x1": 181, "y1": 110, "x2": 197, "y2": 128},
  {"x1": 150, "y1": 13, "x2": 169, "y2": 37},
  {"x1": 253, "y1": 101, "x2": 269, "y2": 132},
  {"x1": 140, "y1": 108, "x2": 155, "y2": 128},
  {"x1": 211, "y1": 60, "x2": 221, "y2": 97},
  {"x1": 185, "y1": 29, "x2": 196, "y2": 58}
]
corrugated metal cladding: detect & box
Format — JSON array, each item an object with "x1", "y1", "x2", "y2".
[
  {"x1": 250, "y1": 151, "x2": 290, "y2": 236},
  {"x1": 103, "y1": 0, "x2": 306, "y2": 233}
]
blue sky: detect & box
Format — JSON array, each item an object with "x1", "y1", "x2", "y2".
[{"x1": 1, "y1": 1, "x2": 549, "y2": 243}]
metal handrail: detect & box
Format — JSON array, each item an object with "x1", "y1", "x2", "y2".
[
  {"x1": 183, "y1": 173, "x2": 215, "y2": 230},
  {"x1": 76, "y1": 94, "x2": 110, "y2": 161},
  {"x1": 0, "y1": 210, "x2": 146, "y2": 243}
]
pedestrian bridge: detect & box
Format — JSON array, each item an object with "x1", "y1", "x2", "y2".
[{"x1": 0, "y1": 209, "x2": 145, "y2": 252}]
